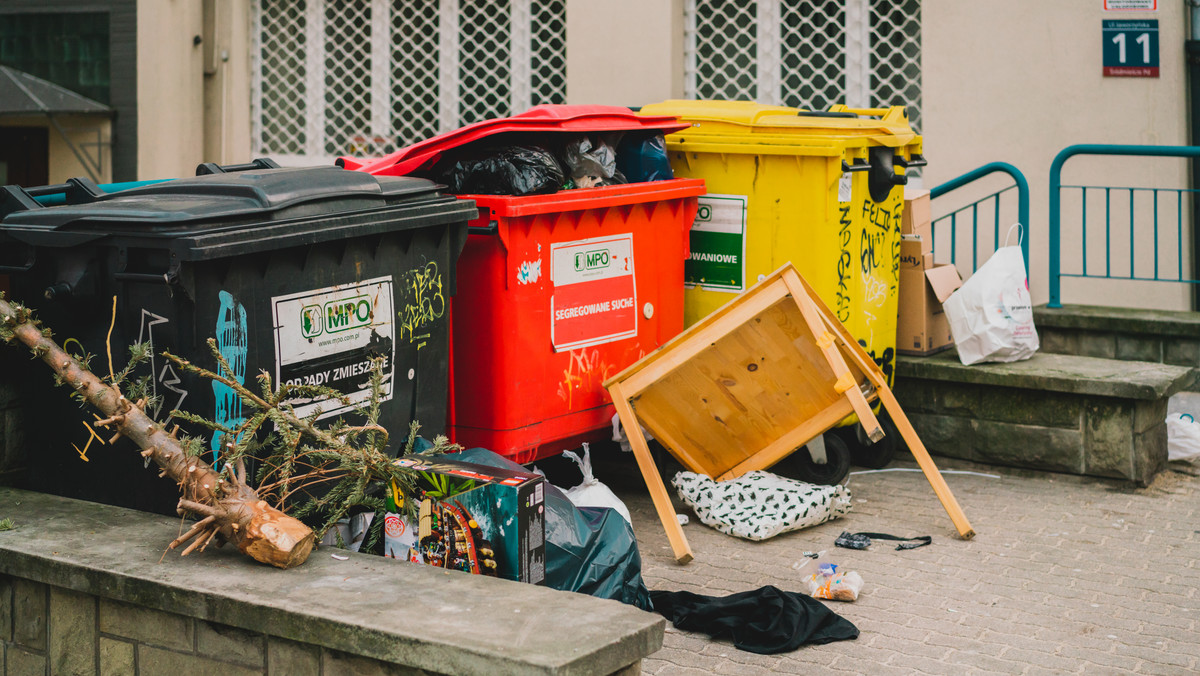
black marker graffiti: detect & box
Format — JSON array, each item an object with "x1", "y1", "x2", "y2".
[{"x1": 836, "y1": 205, "x2": 852, "y2": 323}]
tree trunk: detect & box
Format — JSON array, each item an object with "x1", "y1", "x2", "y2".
[{"x1": 0, "y1": 298, "x2": 314, "y2": 569}]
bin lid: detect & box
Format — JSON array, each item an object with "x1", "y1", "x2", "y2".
[
  {"x1": 346, "y1": 104, "x2": 690, "y2": 177},
  {"x1": 637, "y1": 100, "x2": 918, "y2": 148},
  {"x1": 0, "y1": 166, "x2": 476, "y2": 257}
]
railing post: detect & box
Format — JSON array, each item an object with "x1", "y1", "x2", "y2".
[
  {"x1": 1047, "y1": 144, "x2": 1200, "y2": 309},
  {"x1": 1049, "y1": 149, "x2": 1067, "y2": 308},
  {"x1": 931, "y1": 161, "x2": 1030, "y2": 277}
]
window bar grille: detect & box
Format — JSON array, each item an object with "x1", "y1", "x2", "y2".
[
  {"x1": 844, "y1": 0, "x2": 870, "y2": 108},
  {"x1": 683, "y1": 0, "x2": 698, "y2": 99},
  {"x1": 305, "y1": 0, "x2": 325, "y2": 158},
  {"x1": 438, "y1": 0, "x2": 461, "y2": 133},
  {"x1": 371, "y1": 0, "x2": 391, "y2": 140},
  {"x1": 757, "y1": 0, "x2": 781, "y2": 105},
  {"x1": 511, "y1": 0, "x2": 532, "y2": 114}
]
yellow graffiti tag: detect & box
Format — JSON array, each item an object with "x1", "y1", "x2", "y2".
[
  {"x1": 71, "y1": 417, "x2": 108, "y2": 462},
  {"x1": 398, "y1": 262, "x2": 446, "y2": 349}
]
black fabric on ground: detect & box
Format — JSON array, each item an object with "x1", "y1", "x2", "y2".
[{"x1": 649, "y1": 585, "x2": 859, "y2": 654}]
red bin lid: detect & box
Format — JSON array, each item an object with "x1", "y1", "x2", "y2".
[{"x1": 344, "y1": 104, "x2": 689, "y2": 177}]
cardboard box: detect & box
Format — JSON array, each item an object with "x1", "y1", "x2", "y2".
[
  {"x1": 897, "y1": 263, "x2": 963, "y2": 356},
  {"x1": 899, "y1": 235, "x2": 932, "y2": 269},
  {"x1": 393, "y1": 456, "x2": 546, "y2": 584},
  {"x1": 902, "y1": 187, "x2": 931, "y2": 236}
]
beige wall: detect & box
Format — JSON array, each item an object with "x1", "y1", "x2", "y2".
[
  {"x1": 0, "y1": 116, "x2": 113, "y2": 185},
  {"x1": 203, "y1": 0, "x2": 254, "y2": 165},
  {"x1": 136, "y1": 0, "x2": 206, "y2": 180},
  {"x1": 566, "y1": 0, "x2": 685, "y2": 106},
  {"x1": 923, "y1": 1, "x2": 1191, "y2": 310}
]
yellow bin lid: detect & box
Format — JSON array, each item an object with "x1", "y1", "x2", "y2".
[{"x1": 638, "y1": 100, "x2": 918, "y2": 149}]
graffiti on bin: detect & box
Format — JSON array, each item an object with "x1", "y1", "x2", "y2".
[
  {"x1": 397, "y1": 261, "x2": 446, "y2": 350},
  {"x1": 211, "y1": 290, "x2": 248, "y2": 463},
  {"x1": 835, "y1": 205, "x2": 853, "y2": 323},
  {"x1": 556, "y1": 348, "x2": 616, "y2": 410},
  {"x1": 517, "y1": 259, "x2": 542, "y2": 285},
  {"x1": 858, "y1": 339, "x2": 895, "y2": 386},
  {"x1": 137, "y1": 309, "x2": 188, "y2": 419}
]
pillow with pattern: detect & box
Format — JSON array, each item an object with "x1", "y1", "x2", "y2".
[{"x1": 672, "y1": 470, "x2": 852, "y2": 541}]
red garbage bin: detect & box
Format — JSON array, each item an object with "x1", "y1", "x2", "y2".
[{"x1": 348, "y1": 106, "x2": 705, "y2": 462}]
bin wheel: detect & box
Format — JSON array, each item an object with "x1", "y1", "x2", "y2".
[
  {"x1": 786, "y1": 432, "x2": 851, "y2": 486},
  {"x1": 848, "y1": 412, "x2": 904, "y2": 469}
]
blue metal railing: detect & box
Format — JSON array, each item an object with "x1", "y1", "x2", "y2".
[
  {"x1": 930, "y1": 162, "x2": 1030, "y2": 276},
  {"x1": 1048, "y1": 144, "x2": 1200, "y2": 308}
]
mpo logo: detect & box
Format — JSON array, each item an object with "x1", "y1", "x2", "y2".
[
  {"x1": 573, "y1": 249, "x2": 610, "y2": 272},
  {"x1": 695, "y1": 204, "x2": 713, "y2": 222},
  {"x1": 300, "y1": 295, "x2": 374, "y2": 337},
  {"x1": 300, "y1": 305, "x2": 323, "y2": 338}
]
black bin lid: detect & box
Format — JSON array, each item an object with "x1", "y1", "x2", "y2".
[{"x1": 0, "y1": 166, "x2": 476, "y2": 260}]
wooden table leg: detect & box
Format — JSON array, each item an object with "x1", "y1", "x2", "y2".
[
  {"x1": 877, "y1": 386, "x2": 976, "y2": 539},
  {"x1": 610, "y1": 384, "x2": 694, "y2": 564}
]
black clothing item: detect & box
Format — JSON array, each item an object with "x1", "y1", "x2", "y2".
[{"x1": 649, "y1": 585, "x2": 859, "y2": 654}]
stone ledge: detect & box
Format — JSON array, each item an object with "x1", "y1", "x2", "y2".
[
  {"x1": 896, "y1": 350, "x2": 1197, "y2": 400},
  {"x1": 0, "y1": 488, "x2": 662, "y2": 676},
  {"x1": 1032, "y1": 304, "x2": 1200, "y2": 337}
]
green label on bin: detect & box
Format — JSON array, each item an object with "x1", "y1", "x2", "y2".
[{"x1": 686, "y1": 194, "x2": 747, "y2": 293}]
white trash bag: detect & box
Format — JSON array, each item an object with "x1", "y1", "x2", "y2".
[
  {"x1": 943, "y1": 224, "x2": 1039, "y2": 365},
  {"x1": 1167, "y1": 413, "x2": 1200, "y2": 463},
  {"x1": 671, "y1": 470, "x2": 852, "y2": 542},
  {"x1": 561, "y1": 443, "x2": 633, "y2": 525}
]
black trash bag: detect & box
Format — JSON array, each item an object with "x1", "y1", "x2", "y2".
[
  {"x1": 436, "y1": 445, "x2": 653, "y2": 611},
  {"x1": 560, "y1": 134, "x2": 627, "y2": 188},
  {"x1": 434, "y1": 144, "x2": 564, "y2": 196},
  {"x1": 616, "y1": 133, "x2": 674, "y2": 183}
]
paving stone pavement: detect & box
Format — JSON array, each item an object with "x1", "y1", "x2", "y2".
[{"x1": 593, "y1": 449, "x2": 1200, "y2": 675}]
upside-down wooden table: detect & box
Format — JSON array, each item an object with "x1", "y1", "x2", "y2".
[{"x1": 604, "y1": 264, "x2": 975, "y2": 564}]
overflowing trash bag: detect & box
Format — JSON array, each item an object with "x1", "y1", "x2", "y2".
[
  {"x1": 434, "y1": 144, "x2": 564, "y2": 196},
  {"x1": 449, "y1": 446, "x2": 653, "y2": 610},
  {"x1": 616, "y1": 133, "x2": 674, "y2": 183},
  {"x1": 560, "y1": 134, "x2": 626, "y2": 188}
]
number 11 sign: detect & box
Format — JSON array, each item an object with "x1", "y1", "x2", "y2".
[{"x1": 1103, "y1": 20, "x2": 1159, "y2": 77}]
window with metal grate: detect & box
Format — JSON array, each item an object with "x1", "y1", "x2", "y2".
[
  {"x1": 685, "y1": 0, "x2": 921, "y2": 133},
  {"x1": 252, "y1": 0, "x2": 567, "y2": 165}
]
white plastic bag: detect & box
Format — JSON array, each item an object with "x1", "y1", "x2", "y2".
[
  {"x1": 671, "y1": 470, "x2": 852, "y2": 541},
  {"x1": 1167, "y1": 413, "x2": 1200, "y2": 462},
  {"x1": 943, "y1": 224, "x2": 1039, "y2": 365},
  {"x1": 562, "y1": 443, "x2": 633, "y2": 524}
]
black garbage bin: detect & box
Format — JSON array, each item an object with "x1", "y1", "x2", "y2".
[{"x1": 0, "y1": 160, "x2": 474, "y2": 515}]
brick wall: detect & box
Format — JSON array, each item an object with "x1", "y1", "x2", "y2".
[{"x1": 0, "y1": 575, "x2": 429, "y2": 676}]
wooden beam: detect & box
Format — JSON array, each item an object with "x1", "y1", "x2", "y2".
[{"x1": 609, "y1": 384, "x2": 694, "y2": 563}]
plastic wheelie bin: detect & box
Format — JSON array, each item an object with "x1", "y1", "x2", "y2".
[
  {"x1": 638, "y1": 100, "x2": 927, "y2": 478},
  {"x1": 0, "y1": 161, "x2": 475, "y2": 515},
  {"x1": 349, "y1": 106, "x2": 707, "y2": 463}
]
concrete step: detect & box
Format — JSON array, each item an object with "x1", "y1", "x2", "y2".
[
  {"x1": 894, "y1": 349, "x2": 1197, "y2": 485},
  {"x1": 1033, "y1": 304, "x2": 1200, "y2": 381}
]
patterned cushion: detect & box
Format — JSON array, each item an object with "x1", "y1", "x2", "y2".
[{"x1": 671, "y1": 470, "x2": 852, "y2": 541}]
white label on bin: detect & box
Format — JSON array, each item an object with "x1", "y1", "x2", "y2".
[
  {"x1": 271, "y1": 276, "x2": 395, "y2": 420},
  {"x1": 685, "y1": 193, "x2": 747, "y2": 293},
  {"x1": 839, "y1": 172, "x2": 853, "y2": 203},
  {"x1": 550, "y1": 234, "x2": 637, "y2": 352}
]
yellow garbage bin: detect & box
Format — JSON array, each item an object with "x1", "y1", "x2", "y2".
[
  {"x1": 638, "y1": 100, "x2": 924, "y2": 386},
  {"x1": 639, "y1": 100, "x2": 925, "y2": 476}
]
